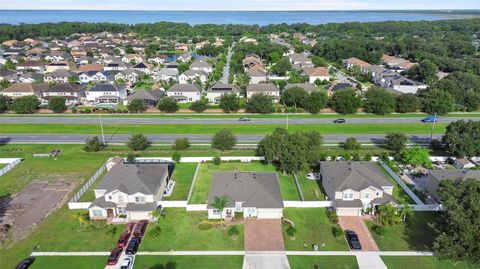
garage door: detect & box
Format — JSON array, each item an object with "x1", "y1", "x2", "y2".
[
  {"x1": 129, "y1": 211, "x2": 150, "y2": 221},
  {"x1": 257, "y1": 208, "x2": 283, "y2": 219},
  {"x1": 337, "y1": 208, "x2": 362, "y2": 216}
]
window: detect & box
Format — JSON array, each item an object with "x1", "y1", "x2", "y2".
[
  {"x1": 92, "y1": 210, "x2": 103, "y2": 217},
  {"x1": 118, "y1": 195, "x2": 124, "y2": 202},
  {"x1": 235, "y1": 202, "x2": 243, "y2": 212},
  {"x1": 364, "y1": 193, "x2": 370, "y2": 199},
  {"x1": 135, "y1": 196, "x2": 145, "y2": 203},
  {"x1": 213, "y1": 209, "x2": 221, "y2": 215},
  {"x1": 108, "y1": 196, "x2": 112, "y2": 200},
  {"x1": 343, "y1": 192, "x2": 354, "y2": 200},
  {"x1": 117, "y1": 207, "x2": 126, "y2": 214}
]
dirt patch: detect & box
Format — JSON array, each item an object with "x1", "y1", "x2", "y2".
[
  {"x1": 0, "y1": 181, "x2": 76, "y2": 242},
  {"x1": 245, "y1": 218, "x2": 285, "y2": 251}
]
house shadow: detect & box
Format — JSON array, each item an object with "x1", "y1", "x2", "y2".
[
  {"x1": 149, "y1": 261, "x2": 177, "y2": 269},
  {"x1": 401, "y1": 212, "x2": 440, "y2": 251}
]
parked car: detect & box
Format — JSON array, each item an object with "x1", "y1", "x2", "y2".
[
  {"x1": 239, "y1": 117, "x2": 251, "y2": 122},
  {"x1": 126, "y1": 237, "x2": 141, "y2": 255},
  {"x1": 345, "y1": 230, "x2": 362, "y2": 250},
  {"x1": 15, "y1": 257, "x2": 35, "y2": 269},
  {"x1": 421, "y1": 116, "x2": 438, "y2": 123},
  {"x1": 124, "y1": 222, "x2": 135, "y2": 235},
  {"x1": 333, "y1": 119, "x2": 346, "y2": 124},
  {"x1": 107, "y1": 248, "x2": 123, "y2": 265},
  {"x1": 117, "y1": 232, "x2": 131, "y2": 248},
  {"x1": 120, "y1": 256, "x2": 134, "y2": 269},
  {"x1": 133, "y1": 220, "x2": 148, "y2": 237}
]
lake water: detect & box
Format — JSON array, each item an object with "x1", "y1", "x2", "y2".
[{"x1": 0, "y1": 10, "x2": 478, "y2": 25}]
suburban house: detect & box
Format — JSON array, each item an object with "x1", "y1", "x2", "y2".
[
  {"x1": 207, "y1": 172, "x2": 284, "y2": 220},
  {"x1": 166, "y1": 84, "x2": 202, "y2": 103},
  {"x1": 319, "y1": 161, "x2": 396, "y2": 216},
  {"x1": 305, "y1": 67, "x2": 330, "y2": 83},
  {"x1": 79, "y1": 71, "x2": 114, "y2": 84},
  {"x1": 454, "y1": 158, "x2": 476, "y2": 169},
  {"x1": 174, "y1": 43, "x2": 189, "y2": 52},
  {"x1": 383, "y1": 75, "x2": 427, "y2": 94},
  {"x1": 0, "y1": 83, "x2": 49, "y2": 99},
  {"x1": 178, "y1": 69, "x2": 208, "y2": 84},
  {"x1": 88, "y1": 162, "x2": 172, "y2": 221},
  {"x1": 323, "y1": 82, "x2": 354, "y2": 96},
  {"x1": 85, "y1": 84, "x2": 127, "y2": 107},
  {"x1": 148, "y1": 54, "x2": 168, "y2": 65},
  {"x1": 152, "y1": 68, "x2": 179, "y2": 82},
  {"x1": 16, "y1": 61, "x2": 46, "y2": 73},
  {"x1": 41, "y1": 83, "x2": 85, "y2": 105},
  {"x1": 206, "y1": 82, "x2": 241, "y2": 103},
  {"x1": 426, "y1": 170, "x2": 480, "y2": 202},
  {"x1": 44, "y1": 69, "x2": 75, "y2": 83},
  {"x1": 380, "y1": 54, "x2": 416, "y2": 72},
  {"x1": 124, "y1": 89, "x2": 165, "y2": 107},
  {"x1": 343, "y1": 57, "x2": 372, "y2": 70},
  {"x1": 132, "y1": 62, "x2": 152, "y2": 74},
  {"x1": 114, "y1": 69, "x2": 142, "y2": 85},
  {"x1": 104, "y1": 62, "x2": 130, "y2": 71},
  {"x1": 190, "y1": 60, "x2": 213, "y2": 73},
  {"x1": 289, "y1": 53, "x2": 314, "y2": 69},
  {"x1": 247, "y1": 67, "x2": 268, "y2": 84},
  {"x1": 285, "y1": 83, "x2": 318, "y2": 93},
  {"x1": 246, "y1": 84, "x2": 280, "y2": 103},
  {"x1": 45, "y1": 61, "x2": 73, "y2": 73}
]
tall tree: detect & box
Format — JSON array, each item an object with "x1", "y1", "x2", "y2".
[
  {"x1": 384, "y1": 132, "x2": 408, "y2": 152},
  {"x1": 211, "y1": 129, "x2": 237, "y2": 151},
  {"x1": 219, "y1": 93, "x2": 241, "y2": 113},
  {"x1": 330, "y1": 88, "x2": 362, "y2": 114},
  {"x1": 363, "y1": 86, "x2": 396, "y2": 114},
  {"x1": 442, "y1": 120, "x2": 480, "y2": 157}
]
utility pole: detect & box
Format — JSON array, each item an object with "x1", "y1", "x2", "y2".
[
  {"x1": 282, "y1": 100, "x2": 289, "y2": 130},
  {"x1": 99, "y1": 112, "x2": 106, "y2": 146},
  {"x1": 430, "y1": 112, "x2": 437, "y2": 140}
]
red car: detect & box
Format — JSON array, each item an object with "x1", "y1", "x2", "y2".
[
  {"x1": 133, "y1": 220, "x2": 148, "y2": 237},
  {"x1": 117, "y1": 232, "x2": 130, "y2": 248},
  {"x1": 107, "y1": 248, "x2": 122, "y2": 265},
  {"x1": 124, "y1": 222, "x2": 135, "y2": 235}
]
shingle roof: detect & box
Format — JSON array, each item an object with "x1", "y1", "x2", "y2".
[
  {"x1": 96, "y1": 163, "x2": 169, "y2": 195},
  {"x1": 168, "y1": 84, "x2": 201, "y2": 93},
  {"x1": 208, "y1": 82, "x2": 240, "y2": 93},
  {"x1": 125, "y1": 89, "x2": 164, "y2": 101},
  {"x1": 246, "y1": 84, "x2": 279, "y2": 93},
  {"x1": 428, "y1": 170, "x2": 480, "y2": 182},
  {"x1": 285, "y1": 83, "x2": 317, "y2": 92},
  {"x1": 89, "y1": 84, "x2": 124, "y2": 92},
  {"x1": 207, "y1": 172, "x2": 284, "y2": 209},
  {"x1": 2, "y1": 82, "x2": 49, "y2": 94},
  {"x1": 43, "y1": 83, "x2": 83, "y2": 93},
  {"x1": 320, "y1": 161, "x2": 394, "y2": 192},
  {"x1": 126, "y1": 202, "x2": 157, "y2": 212},
  {"x1": 191, "y1": 61, "x2": 212, "y2": 68}
]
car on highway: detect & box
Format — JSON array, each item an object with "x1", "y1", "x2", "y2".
[
  {"x1": 333, "y1": 119, "x2": 346, "y2": 124},
  {"x1": 345, "y1": 230, "x2": 362, "y2": 250},
  {"x1": 120, "y1": 256, "x2": 134, "y2": 269},
  {"x1": 133, "y1": 220, "x2": 148, "y2": 237},
  {"x1": 421, "y1": 116, "x2": 438, "y2": 123},
  {"x1": 107, "y1": 248, "x2": 123, "y2": 265},
  {"x1": 117, "y1": 232, "x2": 131, "y2": 248},
  {"x1": 126, "y1": 237, "x2": 141, "y2": 255},
  {"x1": 239, "y1": 117, "x2": 251, "y2": 122},
  {"x1": 15, "y1": 257, "x2": 35, "y2": 269}
]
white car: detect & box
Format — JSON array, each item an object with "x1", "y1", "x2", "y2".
[{"x1": 120, "y1": 256, "x2": 134, "y2": 269}]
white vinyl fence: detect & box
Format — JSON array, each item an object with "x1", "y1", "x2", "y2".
[
  {"x1": 0, "y1": 158, "x2": 22, "y2": 177},
  {"x1": 68, "y1": 161, "x2": 107, "y2": 209},
  {"x1": 379, "y1": 160, "x2": 424, "y2": 205},
  {"x1": 283, "y1": 201, "x2": 333, "y2": 208}
]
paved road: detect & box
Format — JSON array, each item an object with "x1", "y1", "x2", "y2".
[
  {"x1": 1, "y1": 116, "x2": 478, "y2": 125},
  {"x1": 221, "y1": 42, "x2": 235, "y2": 84},
  {"x1": 0, "y1": 134, "x2": 442, "y2": 144}
]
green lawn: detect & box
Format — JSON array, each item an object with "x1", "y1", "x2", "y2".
[
  {"x1": 165, "y1": 162, "x2": 198, "y2": 201},
  {"x1": 288, "y1": 256, "x2": 359, "y2": 269},
  {"x1": 140, "y1": 208, "x2": 244, "y2": 251},
  {"x1": 297, "y1": 172, "x2": 326, "y2": 201},
  {"x1": 134, "y1": 255, "x2": 243, "y2": 269},
  {"x1": 78, "y1": 170, "x2": 107, "y2": 202},
  {"x1": 381, "y1": 256, "x2": 479, "y2": 269},
  {"x1": 377, "y1": 164, "x2": 415, "y2": 204},
  {"x1": 366, "y1": 212, "x2": 440, "y2": 251},
  {"x1": 0, "y1": 123, "x2": 447, "y2": 135},
  {"x1": 189, "y1": 162, "x2": 300, "y2": 204},
  {"x1": 29, "y1": 256, "x2": 107, "y2": 269},
  {"x1": 282, "y1": 208, "x2": 349, "y2": 251}
]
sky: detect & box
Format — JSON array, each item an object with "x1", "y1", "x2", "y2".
[{"x1": 1, "y1": 0, "x2": 479, "y2": 11}]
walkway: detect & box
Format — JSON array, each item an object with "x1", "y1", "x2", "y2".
[
  {"x1": 338, "y1": 216, "x2": 379, "y2": 251},
  {"x1": 243, "y1": 252, "x2": 290, "y2": 269}
]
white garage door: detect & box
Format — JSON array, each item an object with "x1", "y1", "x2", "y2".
[
  {"x1": 257, "y1": 208, "x2": 283, "y2": 219},
  {"x1": 129, "y1": 211, "x2": 150, "y2": 221},
  {"x1": 337, "y1": 208, "x2": 362, "y2": 216}
]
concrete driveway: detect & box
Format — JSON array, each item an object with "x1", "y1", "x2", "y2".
[
  {"x1": 338, "y1": 216, "x2": 379, "y2": 251},
  {"x1": 243, "y1": 253, "x2": 290, "y2": 269}
]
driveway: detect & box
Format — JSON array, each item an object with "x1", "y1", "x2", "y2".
[
  {"x1": 244, "y1": 219, "x2": 285, "y2": 251},
  {"x1": 338, "y1": 216, "x2": 379, "y2": 251}
]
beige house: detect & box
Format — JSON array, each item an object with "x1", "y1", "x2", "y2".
[
  {"x1": 0, "y1": 83, "x2": 49, "y2": 99},
  {"x1": 246, "y1": 84, "x2": 280, "y2": 103}
]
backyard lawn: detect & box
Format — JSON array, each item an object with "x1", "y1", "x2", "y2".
[
  {"x1": 140, "y1": 208, "x2": 244, "y2": 251},
  {"x1": 282, "y1": 208, "x2": 349, "y2": 251},
  {"x1": 378, "y1": 164, "x2": 415, "y2": 204},
  {"x1": 381, "y1": 256, "x2": 479, "y2": 269},
  {"x1": 297, "y1": 172, "x2": 325, "y2": 201},
  {"x1": 189, "y1": 161, "x2": 300, "y2": 204},
  {"x1": 30, "y1": 256, "x2": 107, "y2": 269},
  {"x1": 165, "y1": 162, "x2": 198, "y2": 200},
  {"x1": 133, "y1": 255, "x2": 244, "y2": 269},
  {"x1": 366, "y1": 212, "x2": 440, "y2": 251},
  {"x1": 288, "y1": 256, "x2": 359, "y2": 269}
]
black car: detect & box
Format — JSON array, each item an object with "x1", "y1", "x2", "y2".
[
  {"x1": 15, "y1": 257, "x2": 35, "y2": 269},
  {"x1": 126, "y1": 237, "x2": 141, "y2": 255},
  {"x1": 239, "y1": 117, "x2": 251, "y2": 122},
  {"x1": 345, "y1": 230, "x2": 362, "y2": 250},
  {"x1": 333, "y1": 119, "x2": 346, "y2": 124}
]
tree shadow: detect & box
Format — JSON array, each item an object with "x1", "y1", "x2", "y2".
[
  {"x1": 150, "y1": 261, "x2": 177, "y2": 269},
  {"x1": 402, "y1": 212, "x2": 440, "y2": 251}
]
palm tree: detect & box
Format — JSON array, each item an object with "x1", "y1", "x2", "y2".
[
  {"x1": 69, "y1": 210, "x2": 88, "y2": 226},
  {"x1": 149, "y1": 210, "x2": 161, "y2": 224},
  {"x1": 210, "y1": 196, "x2": 229, "y2": 226},
  {"x1": 378, "y1": 204, "x2": 401, "y2": 226},
  {"x1": 399, "y1": 203, "x2": 413, "y2": 223}
]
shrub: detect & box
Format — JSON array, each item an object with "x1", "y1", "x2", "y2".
[
  {"x1": 343, "y1": 137, "x2": 361, "y2": 150},
  {"x1": 172, "y1": 152, "x2": 181, "y2": 163},
  {"x1": 189, "y1": 99, "x2": 208, "y2": 113},
  {"x1": 83, "y1": 136, "x2": 104, "y2": 152},
  {"x1": 372, "y1": 224, "x2": 385, "y2": 236},
  {"x1": 71, "y1": 108, "x2": 77, "y2": 113},
  {"x1": 344, "y1": 152, "x2": 351, "y2": 161},
  {"x1": 228, "y1": 225, "x2": 240, "y2": 236},
  {"x1": 10, "y1": 95, "x2": 40, "y2": 114},
  {"x1": 332, "y1": 226, "x2": 343, "y2": 237},
  {"x1": 198, "y1": 221, "x2": 213, "y2": 230},
  {"x1": 158, "y1": 97, "x2": 179, "y2": 113},
  {"x1": 126, "y1": 153, "x2": 136, "y2": 163},
  {"x1": 172, "y1": 138, "x2": 190, "y2": 150},
  {"x1": 84, "y1": 108, "x2": 92, "y2": 114},
  {"x1": 127, "y1": 99, "x2": 147, "y2": 113},
  {"x1": 213, "y1": 156, "x2": 221, "y2": 165},
  {"x1": 286, "y1": 225, "x2": 297, "y2": 237},
  {"x1": 364, "y1": 153, "x2": 372, "y2": 161},
  {"x1": 326, "y1": 210, "x2": 338, "y2": 224},
  {"x1": 105, "y1": 225, "x2": 118, "y2": 237},
  {"x1": 48, "y1": 96, "x2": 67, "y2": 113},
  {"x1": 211, "y1": 128, "x2": 237, "y2": 151},
  {"x1": 127, "y1": 134, "x2": 151, "y2": 151}
]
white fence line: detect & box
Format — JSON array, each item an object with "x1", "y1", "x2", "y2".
[
  {"x1": 186, "y1": 162, "x2": 201, "y2": 203},
  {"x1": 283, "y1": 201, "x2": 333, "y2": 208},
  {"x1": 410, "y1": 204, "x2": 444, "y2": 211},
  {"x1": 186, "y1": 204, "x2": 208, "y2": 211},
  {"x1": 0, "y1": 158, "x2": 22, "y2": 177},
  {"x1": 158, "y1": 201, "x2": 188, "y2": 208},
  {"x1": 68, "y1": 202, "x2": 92, "y2": 209},
  {"x1": 68, "y1": 161, "x2": 107, "y2": 208},
  {"x1": 134, "y1": 156, "x2": 264, "y2": 163},
  {"x1": 379, "y1": 160, "x2": 424, "y2": 205}
]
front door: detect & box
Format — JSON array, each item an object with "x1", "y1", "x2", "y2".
[{"x1": 107, "y1": 208, "x2": 114, "y2": 217}]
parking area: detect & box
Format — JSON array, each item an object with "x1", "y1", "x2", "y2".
[
  {"x1": 244, "y1": 219, "x2": 285, "y2": 251},
  {"x1": 338, "y1": 216, "x2": 379, "y2": 251},
  {"x1": 0, "y1": 181, "x2": 75, "y2": 242}
]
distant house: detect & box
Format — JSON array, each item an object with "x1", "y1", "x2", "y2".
[
  {"x1": 178, "y1": 70, "x2": 208, "y2": 84},
  {"x1": 380, "y1": 54, "x2": 416, "y2": 72},
  {"x1": 285, "y1": 83, "x2": 318, "y2": 93},
  {"x1": 289, "y1": 53, "x2": 313, "y2": 69},
  {"x1": 166, "y1": 84, "x2": 201, "y2": 103},
  {"x1": 16, "y1": 61, "x2": 46, "y2": 73},
  {"x1": 79, "y1": 71, "x2": 114, "y2": 84},
  {"x1": 44, "y1": 70, "x2": 75, "y2": 84},
  {"x1": 207, "y1": 172, "x2": 284, "y2": 220},
  {"x1": 132, "y1": 62, "x2": 152, "y2": 74},
  {"x1": 153, "y1": 68, "x2": 179, "y2": 82},
  {"x1": 114, "y1": 69, "x2": 142, "y2": 85},
  {"x1": 85, "y1": 84, "x2": 127, "y2": 107},
  {"x1": 0, "y1": 70, "x2": 19, "y2": 83},
  {"x1": 45, "y1": 61, "x2": 71, "y2": 73},
  {"x1": 174, "y1": 43, "x2": 189, "y2": 52},
  {"x1": 454, "y1": 158, "x2": 476, "y2": 169},
  {"x1": 206, "y1": 82, "x2": 241, "y2": 103},
  {"x1": 0, "y1": 83, "x2": 49, "y2": 99},
  {"x1": 104, "y1": 62, "x2": 130, "y2": 71},
  {"x1": 246, "y1": 84, "x2": 280, "y2": 102},
  {"x1": 88, "y1": 162, "x2": 172, "y2": 221},
  {"x1": 77, "y1": 64, "x2": 104, "y2": 73},
  {"x1": 148, "y1": 55, "x2": 168, "y2": 65},
  {"x1": 426, "y1": 170, "x2": 480, "y2": 202},
  {"x1": 323, "y1": 83, "x2": 353, "y2": 96},
  {"x1": 190, "y1": 60, "x2": 213, "y2": 73},
  {"x1": 343, "y1": 57, "x2": 372, "y2": 70},
  {"x1": 247, "y1": 67, "x2": 268, "y2": 84},
  {"x1": 319, "y1": 161, "x2": 396, "y2": 216},
  {"x1": 41, "y1": 83, "x2": 85, "y2": 105},
  {"x1": 305, "y1": 67, "x2": 329, "y2": 83},
  {"x1": 124, "y1": 89, "x2": 165, "y2": 107}
]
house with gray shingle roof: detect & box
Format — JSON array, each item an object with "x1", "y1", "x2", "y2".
[
  {"x1": 166, "y1": 83, "x2": 201, "y2": 103},
  {"x1": 426, "y1": 170, "x2": 480, "y2": 202},
  {"x1": 207, "y1": 172, "x2": 284, "y2": 220},
  {"x1": 246, "y1": 84, "x2": 280, "y2": 103},
  {"x1": 88, "y1": 162, "x2": 171, "y2": 221},
  {"x1": 319, "y1": 161, "x2": 396, "y2": 216}
]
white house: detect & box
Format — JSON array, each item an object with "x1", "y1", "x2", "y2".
[
  {"x1": 246, "y1": 84, "x2": 280, "y2": 103},
  {"x1": 153, "y1": 68, "x2": 179, "y2": 82},
  {"x1": 85, "y1": 84, "x2": 127, "y2": 107},
  {"x1": 305, "y1": 67, "x2": 330, "y2": 84},
  {"x1": 206, "y1": 82, "x2": 241, "y2": 103},
  {"x1": 190, "y1": 60, "x2": 213, "y2": 73},
  {"x1": 166, "y1": 84, "x2": 201, "y2": 103},
  {"x1": 179, "y1": 70, "x2": 208, "y2": 84},
  {"x1": 207, "y1": 172, "x2": 284, "y2": 220}
]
